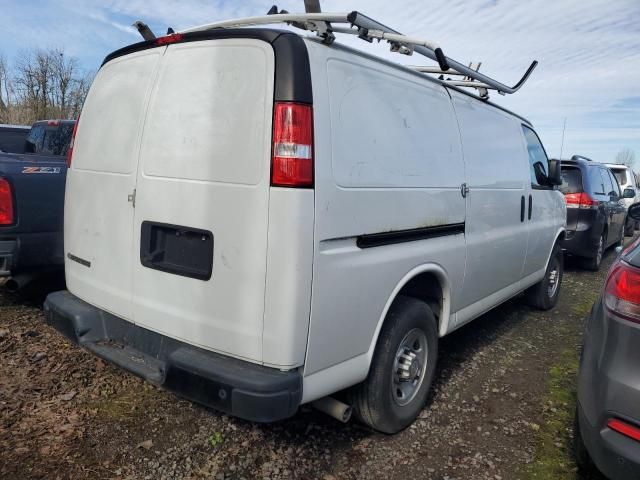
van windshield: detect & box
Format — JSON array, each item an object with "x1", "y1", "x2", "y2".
[{"x1": 560, "y1": 166, "x2": 583, "y2": 194}]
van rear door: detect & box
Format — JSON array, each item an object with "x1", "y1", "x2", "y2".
[
  {"x1": 65, "y1": 49, "x2": 163, "y2": 320},
  {"x1": 131, "y1": 40, "x2": 275, "y2": 364}
]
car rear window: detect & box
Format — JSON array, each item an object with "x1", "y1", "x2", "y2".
[
  {"x1": 40, "y1": 124, "x2": 74, "y2": 156},
  {"x1": 560, "y1": 166, "x2": 582, "y2": 194},
  {"x1": 612, "y1": 169, "x2": 628, "y2": 186}
]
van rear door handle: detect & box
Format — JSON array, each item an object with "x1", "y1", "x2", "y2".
[
  {"x1": 528, "y1": 194, "x2": 532, "y2": 220},
  {"x1": 521, "y1": 196, "x2": 525, "y2": 222}
]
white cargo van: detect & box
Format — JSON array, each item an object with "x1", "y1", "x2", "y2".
[{"x1": 45, "y1": 10, "x2": 566, "y2": 433}]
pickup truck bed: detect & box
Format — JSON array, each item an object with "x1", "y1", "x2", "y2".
[{"x1": 0, "y1": 153, "x2": 67, "y2": 279}]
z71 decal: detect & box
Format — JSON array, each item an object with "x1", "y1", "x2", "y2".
[{"x1": 22, "y1": 166, "x2": 62, "y2": 174}]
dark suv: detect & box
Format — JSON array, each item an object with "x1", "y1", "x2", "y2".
[{"x1": 560, "y1": 156, "x2": 633, "y2": 270}]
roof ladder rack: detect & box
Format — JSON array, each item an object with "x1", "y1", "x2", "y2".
[
  {"x1": 178, "y1": 6, "x2": 538, "y2": 99},
  {"x1": 410, "y1": 62, "x2": 497, "y2": 99}
]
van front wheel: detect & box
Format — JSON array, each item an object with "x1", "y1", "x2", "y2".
[{"x1": 351, "y1": 296, "x2": 438, "y2": 434}]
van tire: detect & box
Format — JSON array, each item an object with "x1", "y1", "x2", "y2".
[
  {"x1": 525, "y1": 243, "x2": 563, "y2": 310},
  {"x1": 582, "y1": 233, "x2": 605, "y2": 272},
  {"x1": 351, "y1": 296, "x2": 437, "y2": 434}
]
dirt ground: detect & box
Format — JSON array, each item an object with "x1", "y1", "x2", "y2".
[{"x1": 1, "y1": 239, "x2": 631, "y2": 480}]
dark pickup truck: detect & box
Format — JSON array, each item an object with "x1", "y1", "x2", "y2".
[
  {"x1": 0, "y1": 124, "x2": 31, "y2": 154},
  {"x1": 0, "y1": 120, "x2": 74, "y2": 290}
]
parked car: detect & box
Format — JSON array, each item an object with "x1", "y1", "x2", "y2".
[
  {"x1": 575, "y1": 202, "x2": 640, "y2": 479},
  {"x1": 44, "y1": 18, "x2": 565, "y2": 434},
  {"x1": 0, "y1": 124, "x2": 30, "y2": 154},
  {"x1": 0, "y1": 120, "x2": 74, "y2": 290},
  {"x1": 606, "y1": 163, "x2": 640, "y2": 236},
  {"x1": 560, "y1": 156, "x2": 633, "y2": 271}
]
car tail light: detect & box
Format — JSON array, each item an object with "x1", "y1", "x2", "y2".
[
  {"x1": 564, "y1": 192, "x2": 596, "y2": 209},
  {"x1": 0, "y1": 178, "x2": 14, "y2": 225},
  {"x1": 155, "y1": 33, "x2": 183, "y2": 45},
  {"x1": 607, "y1": 418, "x2": 640, "y2": 442},
  {"x1": 271, "y1": 102, "x2": 313, "y2": 188},
  {"x1": 66, "y1": 120, "x2": 79, "y2": 167},
  {"x1": 604, "y1": 261, "x2": 640, "y2": 323}
]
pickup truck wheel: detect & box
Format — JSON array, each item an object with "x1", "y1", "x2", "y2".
[
  {"x1": 582, "y1": 233, "x2": 604, "y2": 272},
  {"x1": 351, "y1": 296, "x2": 437, "y2": 434},
  {"x1": 525, "y1": 243, "x2": 563, "y2": 310}
]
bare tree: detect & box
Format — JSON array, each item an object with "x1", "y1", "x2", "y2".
[
  {"x1": 51, "y1": 50, "x2": 76, "y2": 117},
  {"x1": 6, "y1": 48, "x2": 92, "y2": 124},
  {"x1": 616, "y1": 148, "x2": 637, "y2": 168},
  {"x1": 0, "y1": 54, "x2": 13, "y2": 123}
]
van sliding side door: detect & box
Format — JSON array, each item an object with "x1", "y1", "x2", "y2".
[{"x1": 449, "y1": 91, "x2": 529, "y2": 316}]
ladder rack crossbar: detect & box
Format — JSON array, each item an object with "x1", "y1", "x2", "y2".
[
  {"x1": 177, "y1": 10, "x2": 537, "y2": 97},
  {"x1": 180, "y1": 13, "x2": 351, "y2": 33}
]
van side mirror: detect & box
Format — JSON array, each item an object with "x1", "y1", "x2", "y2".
[
  {"x1": 533, "y1": 161, "x2": 548, "y2": 186},
  {"x1": 628, "y1": 203, "x2": 640, "y2": 221},
  {"x1": 623, "y1": 188, "x2": 635, "y2": 199},
  {"x1": 546, "y1": 159, "x2": 563, "y2": 186}
]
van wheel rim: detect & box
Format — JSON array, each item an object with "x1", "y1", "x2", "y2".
[
  {"x1": 392, "y1": 328, "x2": 428, "y2": 407},
  {"x1": 547, "y1": 259, "x2": 560, "y2": 298}
]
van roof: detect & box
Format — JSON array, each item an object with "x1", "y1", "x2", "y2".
[
  {"x1": 604, "y1": 163, "x2": 631, "y2": 171},
  {"x1": 307, "y1": 36, "x2": 534, "y2": 126},
  {"x1": 102, "y1": 27, "x2": 533, "y2": 127}
]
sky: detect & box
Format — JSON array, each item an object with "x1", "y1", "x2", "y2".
[{"x1": 1, "y1": 0, "x2": 639, "y2": 164}]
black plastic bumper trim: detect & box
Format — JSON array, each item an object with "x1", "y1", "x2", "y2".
[
  {"x1": 356, "y1": 222, "x2": 465, "y2": 249},
  {"x1": 43, "y1": 290, "x2": 302, "y2": 423}
]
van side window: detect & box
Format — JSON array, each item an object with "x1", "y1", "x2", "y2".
[
  {"x1": 588, "y1": 167, "x2": 606, "y2": 195},
  {"x1": 521, "y1": 125, "x2": 549, "y2": 188},
  {"x1": 606, "y1": 169, "x2": 621, "y2": 197},
  {"x1": 600, "y1": 169, "x2": 614, "y2": 197}
]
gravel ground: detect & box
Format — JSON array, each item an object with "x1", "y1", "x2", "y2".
[{"x1": 1, "y1": 239, "x2": 631, "y2": 480}]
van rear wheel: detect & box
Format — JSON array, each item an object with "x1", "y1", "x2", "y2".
[
  {"x1": 582, "y1": 233, "x2": 605, "y2": 272},
  {"x1": 351, "y1": 296, "x2": 437, "y2": 434},
  {"x1": 525, "y1": 243, "x2": 563, "y2": 310}
]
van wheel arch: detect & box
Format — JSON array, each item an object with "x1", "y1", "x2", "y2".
[{"x1": 367, "y1": 266, "x2": 451, "y2": 367}]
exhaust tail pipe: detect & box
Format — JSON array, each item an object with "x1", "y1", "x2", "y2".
[
  {"x1": 312, "y1": 396, "x2": 352, "y2": 423},
  {"x1": 4, "y1": 273, "x2": 35, "y2": 292}
]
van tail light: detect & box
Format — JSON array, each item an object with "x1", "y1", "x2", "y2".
[
  {"x1": 607, "y1": 418, "x2": 640, "y2": 442},
  {"x1": 155, "y1": 33, "x2": 183, "y2": 46},
  {"x1": 604, "y1": 260, "x2": 640, "y2": 324},
  {"x1": 0, "y1": 178, "x2": 14, "y2": 225},
  {"x1": 271, "y1": 102, "x2": 313, "y2": 188},
  {"x1": 66, "y1": 119, "x2": 79, "y2": 167},
  {"x1": 564, "y1": 192, "x2": 596, "y2": 209}
]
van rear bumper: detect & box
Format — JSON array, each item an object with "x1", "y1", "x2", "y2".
[{"x1": 43, "y1": 290, "x2": 302, "y2": 423}]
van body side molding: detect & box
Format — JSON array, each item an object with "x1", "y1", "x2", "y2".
[{"x1": 356, "y1": 222, "x2": 465, "y2": 249}]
